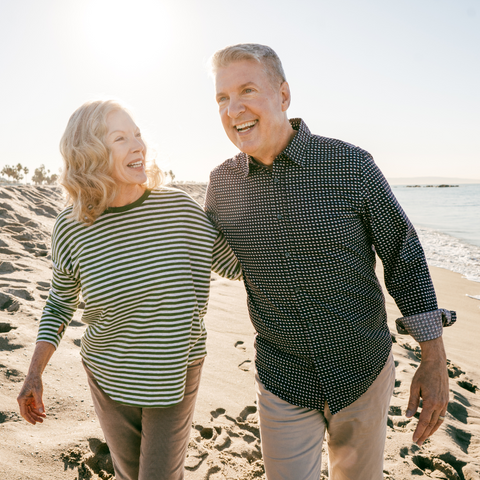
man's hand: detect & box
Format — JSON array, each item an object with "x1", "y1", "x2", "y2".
[{"x1": 406, "y1": 336, "x2": 449, "y2": 446}]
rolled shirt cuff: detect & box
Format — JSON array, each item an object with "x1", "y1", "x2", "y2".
[{"x1": 395, "y1": 308, "x2": 456, "y2": 343}]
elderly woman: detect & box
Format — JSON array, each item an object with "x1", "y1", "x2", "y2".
[{"x1": 17, "y1": 99, "x2": 241, "y2": 480}]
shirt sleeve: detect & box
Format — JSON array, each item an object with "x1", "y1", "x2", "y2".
[
  {"x1": 206, "y1": 178, "x2": 242, "y2": 280},
  {"x1": 360, "y1": 153, "x2": 455, "y2": 342},
  {"x1": 212, "y1": 231, "x2": 243, "y2": 280},
  {"x1": 205, "y1": 177, "x2": 221, "y2": 231},
  {"x1": 36, "y1": 218, "x2": 81, "y2": 349}
]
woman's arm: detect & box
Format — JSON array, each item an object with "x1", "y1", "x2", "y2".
[
  {"x1": 212, "y1": 231, "x2": 243, "y2": 280},
  {"x1": 17, "y1": 341, "x2": 56, "y2": 425}
]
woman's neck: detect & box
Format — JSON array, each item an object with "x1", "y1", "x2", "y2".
[{"x1": 110, "y1": 184, "x2": 146, "y2": 207}]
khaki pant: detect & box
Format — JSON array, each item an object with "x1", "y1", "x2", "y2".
[
  {"x1": 84, "y1": 358, "x2": 204, "y2": 480},
  {"x1": 256, "y1": 353, "x2": 395, "y2": 480}
]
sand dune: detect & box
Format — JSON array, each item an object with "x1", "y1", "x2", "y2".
[{"x1": 1, "y1": 184, "x2": 479, "y2": 480}]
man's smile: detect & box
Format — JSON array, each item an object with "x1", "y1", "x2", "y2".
[{"x1": 235, "y1": 120, "x2": 258, "y2": 132}]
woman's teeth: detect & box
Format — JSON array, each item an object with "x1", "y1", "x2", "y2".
[{"x1": 127, "y1": 161, "x2": 143, "y2": 168}]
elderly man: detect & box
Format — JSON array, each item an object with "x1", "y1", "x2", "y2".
[{"x1": 205, "y1": 43, "x2": 455, "y2": 480}]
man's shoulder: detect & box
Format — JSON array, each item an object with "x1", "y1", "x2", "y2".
[
  {"x1": 308, "y1": 133, "x2": 372, "y2": 159},
  {"x1": 209, "y1": 152, "x2": 247, "y2": 181}
]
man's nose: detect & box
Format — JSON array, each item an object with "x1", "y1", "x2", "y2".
[{"x1": 227, "y1": 97, "x2": 245, "y2": 119}]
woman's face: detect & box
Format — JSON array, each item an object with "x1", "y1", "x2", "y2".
[{"x1": 105, "y1": 109, "x2": 147, "y2": 188}]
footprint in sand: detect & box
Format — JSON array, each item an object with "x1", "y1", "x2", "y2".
[
  {"x1": 0, "y1": 411, "x2": 21, "y2": 424},
  {"x1": 0, "y1": 322, "x2": 16, "y2": 333},
  {"x1": 36, "y1": 281, "x2": 51, "y2": 299},
  {"x1": 234, "y1": 340, "x2": 246, "y2": 351},
  {"x1": 457, "y1": 379, "x2": 478, "y2": 394},
  {"x1": 0, "y1": 261, "x2": 18, "y2": 274},
  {"x1": 413, "y1": 453, "x2": 466, "y2": 480},
  {"x1": 238, "y1": 360, "x2": 252, "y2": 371},
  {"x1": 399, "y1": 444, "x2": 468, "y2": 479},
  {"x1": 186, "y1": 406, "x2": 264, "y2": 478},
  {"x1": 447, "y1": 359, "x2": 465, "y2": 379},
  {"x1": 1, "y1": 366, "x2": 25, "y2": 383},
  {"x1": 387, "y1": 405, "x2": 413, "y2": 431},
  {"x1": 0, "y1": 292, "x2": 21, "y2": 312},
  {"x1": 60, "y1": 438, "x2": 115, "y2": 480},
  {"x1": 4, "y1": 288, "x2": 35, "y2": 301},
  {"x1": 0, "y1": 320, "x2": 22, "y2": 351}
]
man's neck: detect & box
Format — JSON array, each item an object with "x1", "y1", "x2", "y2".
[{"x1": 254, "y1": 124, "x2": 297, "y2": 167}]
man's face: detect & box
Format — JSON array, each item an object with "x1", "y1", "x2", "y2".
[{"x1": 215, "y1": 60, "x2": 290, "y2": 164}]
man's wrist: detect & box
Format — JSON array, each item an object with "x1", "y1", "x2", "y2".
[{"x1": 418, "y1": 336, "x2": 447, "y2": 363}]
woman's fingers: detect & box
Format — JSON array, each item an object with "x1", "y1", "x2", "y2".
[{"x1": 17, "y1": 375, "x2": 46, "y2": 425}]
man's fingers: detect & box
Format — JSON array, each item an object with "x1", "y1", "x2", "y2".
[
  {"x1": 406, "y1": 385, "x2": 420, "y2": 418},
  {"x1": 413, "y1": 407, "x2": 448, "y2": 445}
]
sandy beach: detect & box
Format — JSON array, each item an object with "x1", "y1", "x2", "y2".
[{"x1": 1, "y1": 184, "x2": 479, "y2": 480}]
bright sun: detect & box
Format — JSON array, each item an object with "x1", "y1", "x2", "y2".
[{"x1": 81, "y1": 0, "x2": 175, "y2": 71}]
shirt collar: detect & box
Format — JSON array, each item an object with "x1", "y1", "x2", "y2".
[{"x1": 234, "y1": 118, "x2": 312, "y2": 178}]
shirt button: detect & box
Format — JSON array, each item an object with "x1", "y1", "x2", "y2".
[
  {"x1": 277, "y1": 214, "x2": 283, "y2": 220},
  {"x1": 285, "y1": 251, "x2": 291, "y2": 258},
  {"x1": 273, "y1": 177, "x2": 280, "y2": 184},
  {"x1": 294, "y1": 287, "x2": 302, "y2": 293}
]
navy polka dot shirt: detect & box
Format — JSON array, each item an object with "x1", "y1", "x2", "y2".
[{"x1": 205, "y1": 119, "x2": 455, "y2": 414}]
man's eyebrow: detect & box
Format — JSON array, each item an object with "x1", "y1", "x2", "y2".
[{"x1": 216, "y1": 82, "x2": 259, "y2": 98}]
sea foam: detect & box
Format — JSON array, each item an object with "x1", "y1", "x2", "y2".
[{"x1": 417, "y1": 227, "x2": 480, "y2": 284}]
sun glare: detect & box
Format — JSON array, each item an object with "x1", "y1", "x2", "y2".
[{"x1": 81, "y1": 0, "x2": 174, "y2": 71}]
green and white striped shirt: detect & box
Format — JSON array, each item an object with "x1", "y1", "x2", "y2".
[{"x1": 37, "y1": 188, "x2": 241, "y2": 407}]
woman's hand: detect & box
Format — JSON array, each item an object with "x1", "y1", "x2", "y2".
[
  {"x1": 17, "y1": 341, "x2": 56, "y2": 425},
  {"x1": 17, "y1": 374, "x2": 46, "y2": 425}
]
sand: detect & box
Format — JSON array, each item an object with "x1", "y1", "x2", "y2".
[{"x1": 0, "y1": 183, "x2": 479, "y2": 480}]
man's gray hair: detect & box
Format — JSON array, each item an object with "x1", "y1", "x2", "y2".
[{"x1": 210, "y1": 43, "x2": 287, "y2": 87}]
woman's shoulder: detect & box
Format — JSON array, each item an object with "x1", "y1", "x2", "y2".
[
  {"x1": 149, "y1": 186, "x2": 203, "y2": 207},
  {"x1": 147, "y1": 187, "x2": 216, "y2": 231},
  {"x1": 52, "y1": 206, "x2": 87, "y2": 241}
]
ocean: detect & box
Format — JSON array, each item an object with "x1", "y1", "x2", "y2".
[{"x1": 391, "y1": 184, "x2": 480, "y2": 286}]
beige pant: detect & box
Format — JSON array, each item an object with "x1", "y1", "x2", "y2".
[
  {"x1": 84, "y1": 358, "x2": 204, "y2": 480},
  {"x1": 255, "y1": 353, "x2": 395, "y2": 480}
]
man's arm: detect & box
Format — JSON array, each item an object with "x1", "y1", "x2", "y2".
[
  {"x1": 407, "y1": 337, "x2": 449, "y2": 445},
  {"x1": 360, "y1": 153, "x2": 455, "y2": 444}
]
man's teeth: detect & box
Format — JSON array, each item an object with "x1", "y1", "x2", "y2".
[
  {"x1": 127, "y1": 161, "x2": 143, "y2": 168},
  {"x1": 236, "y1": 120, "x2": 257, "y2": 132}
]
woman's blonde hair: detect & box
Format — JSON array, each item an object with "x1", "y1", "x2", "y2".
[{"x1": 59, "y1": 99, "x2": 163, "y2": 225}]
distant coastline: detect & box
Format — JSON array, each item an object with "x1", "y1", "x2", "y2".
[{"x1": 387, "y1": 176, "x2": 480, "y2": 185}]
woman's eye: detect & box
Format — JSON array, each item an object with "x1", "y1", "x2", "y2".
[
  {"x1": 136, "y1": 132, "x2": 142, "y2": 138},
  {"x1": 114, "y1": 136, "x2": 124, "y2": 142}
]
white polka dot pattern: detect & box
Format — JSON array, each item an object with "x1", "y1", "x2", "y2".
[
  {"x1": 205, "y1": 119, "x2": 455, "y2": 415},
  {"x1": 396, "y1": 308, "x2": 456, "y2": 342}
]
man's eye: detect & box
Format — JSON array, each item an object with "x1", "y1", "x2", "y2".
[
  {"x1": 245, "y1": 88, "x2": 254, "y2": 94},
  {"x1": 218, "y1": 97, "x2": 227, "y2": 104}
]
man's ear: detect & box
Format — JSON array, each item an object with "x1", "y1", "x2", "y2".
[{"x1": 280, "y1": 81, "x2": 292, "y2": 112}]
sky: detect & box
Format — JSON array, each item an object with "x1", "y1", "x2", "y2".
[{"x1": 0, "y1": 0, "x2": 479, "y2": 182}]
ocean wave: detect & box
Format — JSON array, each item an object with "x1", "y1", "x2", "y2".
[{"x1": 416, "y1": 227, "x2": 480, "y2": 283}]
